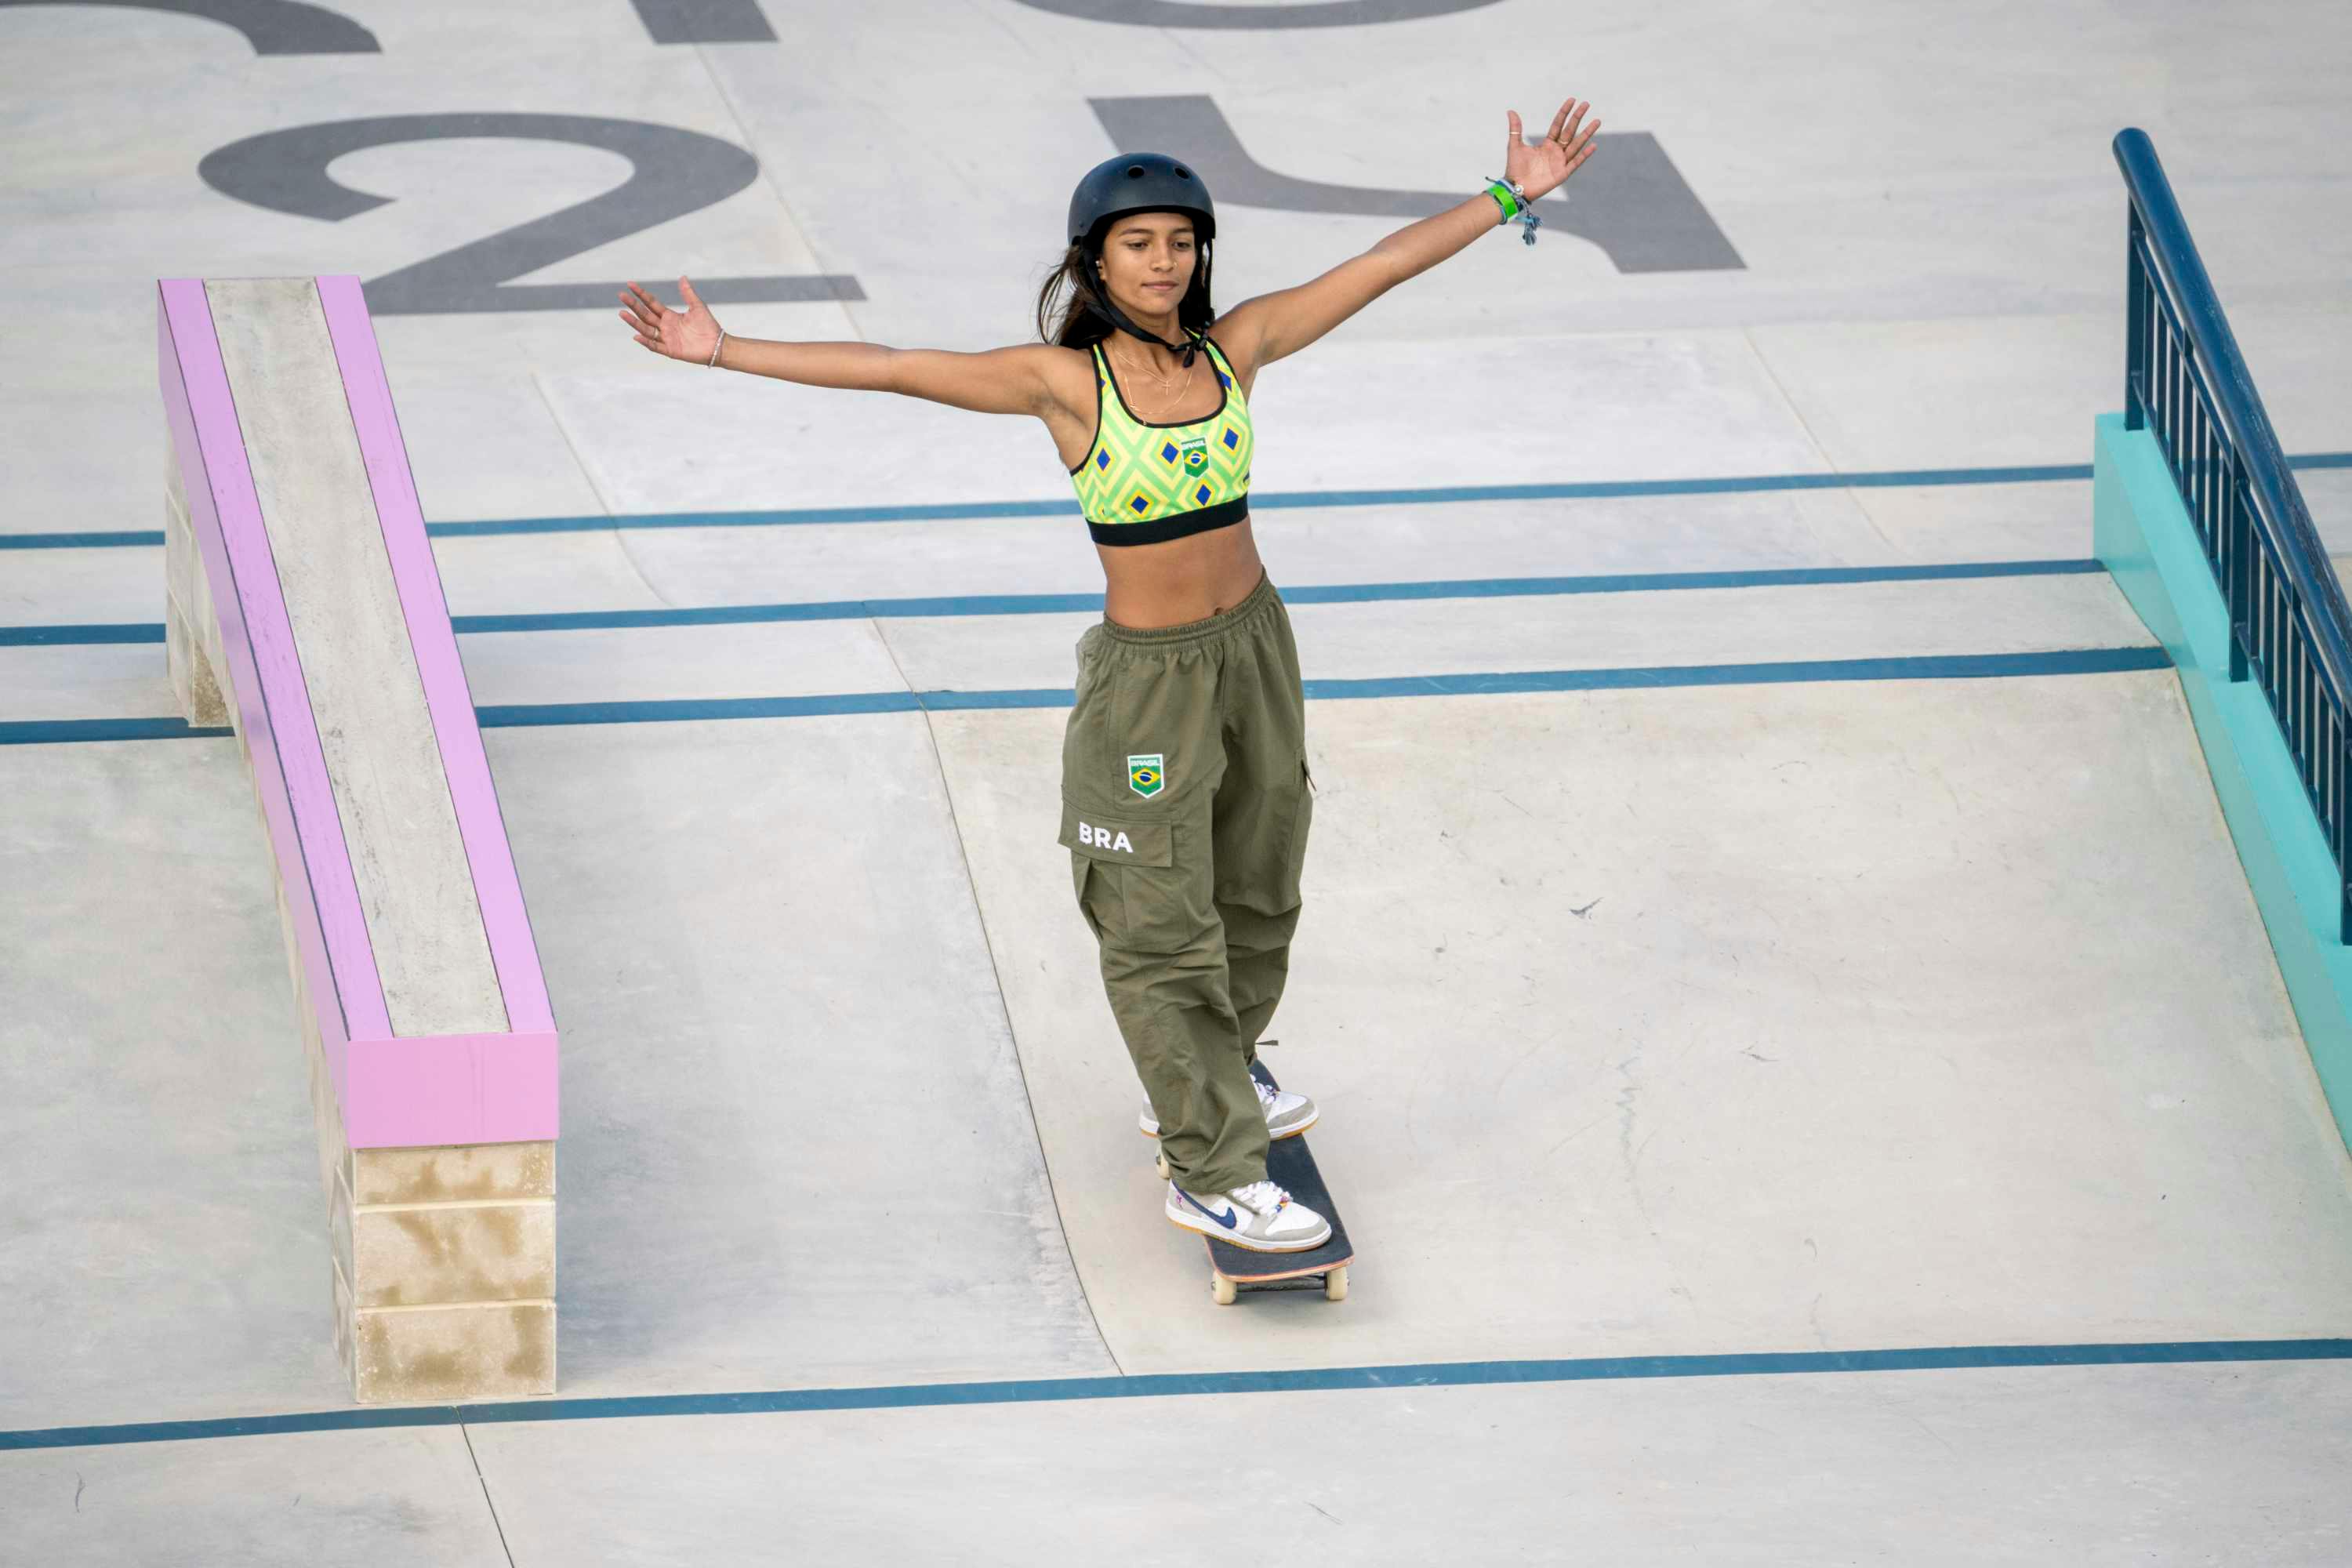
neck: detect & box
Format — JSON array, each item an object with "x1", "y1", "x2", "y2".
[
  {"x1": 1112, "y1": 320, "x2": 1191, "y2": 367},
  {"x1": 1134, "y1": 312, "x2": 1179, "y2": 340},
  {"x1": 1113, "y1": 336, "x2": 1182, "y2": 368}
]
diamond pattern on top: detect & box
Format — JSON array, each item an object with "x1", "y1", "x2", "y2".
[{"x1": 1070, "y1": 337, "x2": 1254, "y2": 532}]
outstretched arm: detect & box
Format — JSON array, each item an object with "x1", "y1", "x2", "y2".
[
  {"x1": 1215, "y1": 97, "x2": 1600, "y2": 373},
  {"x1": 617, "y1": 279, "x2": 1058, "y2": 416}
]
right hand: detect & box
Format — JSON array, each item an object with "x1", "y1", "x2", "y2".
[{"x1": 618, "y1": 277, "x2": 721, "y2": 364}]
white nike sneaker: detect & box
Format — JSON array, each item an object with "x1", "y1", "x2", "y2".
[
  {"x1": 1165, "y1": 1180, "x2": 1333, "y2": 1253},
  {"x1": 1139, "y1": 1075, "x2": 1318, "y2": 1141}
]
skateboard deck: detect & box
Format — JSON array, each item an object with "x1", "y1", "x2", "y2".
[{"x1": 1164, "y1": 1060, "x2": 1352, "y2": 1305}]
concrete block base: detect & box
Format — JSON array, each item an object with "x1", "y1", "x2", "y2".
[
  {"x1": 332, "y1": 1258, "x2": 557, "y2": 1404},
  {"x1": 163, "y1": 474, "x2": 229, "y2": 728}
]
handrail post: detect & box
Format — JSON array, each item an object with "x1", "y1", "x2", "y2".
[
  {"x1": 2124, "y1": 208, "x2": 2146, "y2": 431},
  {"x1": 2227, "y1": 472, "x2": 2249, "y2": 683}
]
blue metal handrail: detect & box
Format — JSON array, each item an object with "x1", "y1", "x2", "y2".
[{"x1": 2114, "y1": 128, "x2": 2352, "y2": 940}]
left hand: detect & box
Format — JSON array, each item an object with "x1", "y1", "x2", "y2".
[{"x1": 1505, "y1": 98, "x2": 1600, "y2": 201}]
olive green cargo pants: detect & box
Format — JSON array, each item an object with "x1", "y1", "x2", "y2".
[{"x1": 1060, "y1": 573, "x2": 1313, "y2": 1194}]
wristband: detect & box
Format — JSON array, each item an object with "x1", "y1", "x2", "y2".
[
  {"x1": 1484, "y1": 177, "x2": 1542, "y2": 246},
  {"x1": 706, "y1": 328, "x2": 727, "y2": 368}
]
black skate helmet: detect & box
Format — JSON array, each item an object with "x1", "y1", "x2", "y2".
[
  {"x1": 1067, "y1": 152, "x2": 1217, "y2": 366},
  {"x1": 1068, "y1": 151, "x2": 1216, "y2": 249}
]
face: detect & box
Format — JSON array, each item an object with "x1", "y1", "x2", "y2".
[{"x1": 1094, "y1": 212, "x2": 1196, "y2": 323}]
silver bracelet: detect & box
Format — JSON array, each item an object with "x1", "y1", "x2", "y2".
[{"x1": 706, "y1": 328, "x2": 727, "y2": 368}]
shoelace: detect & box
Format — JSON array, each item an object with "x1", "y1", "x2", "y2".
[
  {"x1": 1229, "y1": 1179, "x2": 1291, "y2": 1216},
  {"x1": 1254, "y1": 1078, "x2": 1280, "y2": 1113}
]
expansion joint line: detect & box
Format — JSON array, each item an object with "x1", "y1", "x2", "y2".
[
  {"x1": 460, "y1": 1423, "x2": 517, "y2": 1568},
  {"x1": 871, "y1": 620, "x2": 1123, "y2": 1374}
]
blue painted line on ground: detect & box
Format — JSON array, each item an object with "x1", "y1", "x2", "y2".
[
  {"x1": 0, "y1": 559, "x2": 2107, "y2": 644},
  {"x1": 1298, "y1": 648, "x2": 2172, "y2": 701},
  {"x1": 0, "y1": 623, "x2": 168, "y2": 647},
  {"x1": 4, "y1": 1338, "x2": 2347, "y2": 1452},
  {"x1": 0, "y1": 648, "x2": 2169, "y2": 746},
  {"x1": 0, "y1": 529, "x2": 172, "y2": 550},
  {"x1": 0, "y1": 717, "x2": 231, "y2": 745},
  {"x1": 473, "y1": 691, "x2": 920, "y2": 729},
  {"x1": 5, "y1": 455, "x2": 2345, "y2": 551}
]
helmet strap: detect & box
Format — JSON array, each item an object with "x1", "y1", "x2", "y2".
[{"x1": 1087, "y1": 246, "x2": 1208, "y2": 368}]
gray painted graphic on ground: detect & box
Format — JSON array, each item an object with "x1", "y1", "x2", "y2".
[
  {"x1": 197, "y1": 114, "x2": 863, "y2": 315},
  {"x1": 1014, "y1": 0, "x2": 1497, "y2": 27},
  {"x1": 0, "y1": 0, "x2": 377, "y2": 52},
  {"x1": 631, "y1": 0, "x2": 774, "y2": 43},
  {"x1": 1092, "y1": 96, "x2": 1742, "y2": 274}
]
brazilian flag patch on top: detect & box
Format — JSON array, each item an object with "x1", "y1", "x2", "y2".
[{"x1": 1127, "y1": 753, "x2": 1164, "y2": 799}]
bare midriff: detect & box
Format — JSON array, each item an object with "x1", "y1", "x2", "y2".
[{"x1": 1095, "y1": 519, "x2": 1266, "y2": 630}]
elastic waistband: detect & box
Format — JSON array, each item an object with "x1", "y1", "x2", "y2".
[{"x1": 1100, "y1": 572, "x2": 1280, "y2": 648}]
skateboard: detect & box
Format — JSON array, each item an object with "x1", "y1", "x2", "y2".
[{"x1": 1156, "y1": 1059, "x2": 1353, "y2": 1305}]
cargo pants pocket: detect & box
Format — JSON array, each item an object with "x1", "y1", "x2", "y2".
[{"x1": 1061, "y1": 802, "x2": 1197, "y2": 954}]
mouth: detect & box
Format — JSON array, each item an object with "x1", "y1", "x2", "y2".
[{"x1": 1143, "y1": 283, "x2": 1177, "y2": 293}]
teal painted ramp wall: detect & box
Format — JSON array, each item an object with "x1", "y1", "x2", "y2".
[{"x1": 2096, "y1": 412, "x2": 2352, "y2": 1153}]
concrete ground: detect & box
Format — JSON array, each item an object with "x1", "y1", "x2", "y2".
[{"x1": 5, "y1": 1, "x2": 2351, "y2": 1561}]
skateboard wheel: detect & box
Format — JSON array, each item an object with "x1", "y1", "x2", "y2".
[
  {"x1": 1155, "y1": 1152, "x2": 1171, "y2": 1181},
  {"x1": 1211, "y1": 1272, "x2": 1237, "y2": 1306},
  {"x1": 1325, "y1": 1265, "x2": 1348, "y2": 1303}
]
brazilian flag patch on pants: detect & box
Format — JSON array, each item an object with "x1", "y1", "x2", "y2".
[{"x1": 1128, "y1": 753, "x2": 1164, "y2": 799}]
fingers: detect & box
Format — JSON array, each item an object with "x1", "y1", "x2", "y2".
[
  {"x1": 1507, "y1": 108, "x2": 1522, "y2": 147},
  {"x1": 1548, "y1": 100, "x2": 1599, "y2": 171},
  {"x1": 677, "y1": 275, "x2": 705, "y2": 314},
  {"x1": 619, "y1": 281, "x2": 666, "y2": 330}
]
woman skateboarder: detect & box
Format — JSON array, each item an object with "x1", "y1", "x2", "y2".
[{"x1": 619, "y1": 99, "x2": 1599, "y2": 1253}]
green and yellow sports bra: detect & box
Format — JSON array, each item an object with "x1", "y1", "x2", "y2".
[{"x1": 1068, "y1": 334, "x2": 1254, "y2": 546}]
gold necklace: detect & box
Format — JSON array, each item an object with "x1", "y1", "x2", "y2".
[{"x1": 1109, "y1": 342, "x2": 1196, "y2": 423}]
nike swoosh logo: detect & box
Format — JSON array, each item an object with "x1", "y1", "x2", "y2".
[{"x1": 1181, "y1": 1191, "x2": 1238, "y2": 1230}]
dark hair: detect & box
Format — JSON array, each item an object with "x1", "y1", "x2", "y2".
[{"x1": 1034, "y1": 228, "x2": 1216, "y2": 350}]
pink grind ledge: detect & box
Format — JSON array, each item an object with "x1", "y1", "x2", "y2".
[{"x1": 158, "y1": 277, "x2": 559, "y2": 1149}]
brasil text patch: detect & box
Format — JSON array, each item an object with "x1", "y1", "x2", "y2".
[{"x1": 1127, "y1": 753, "x2": 1164, "y2": 799}]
